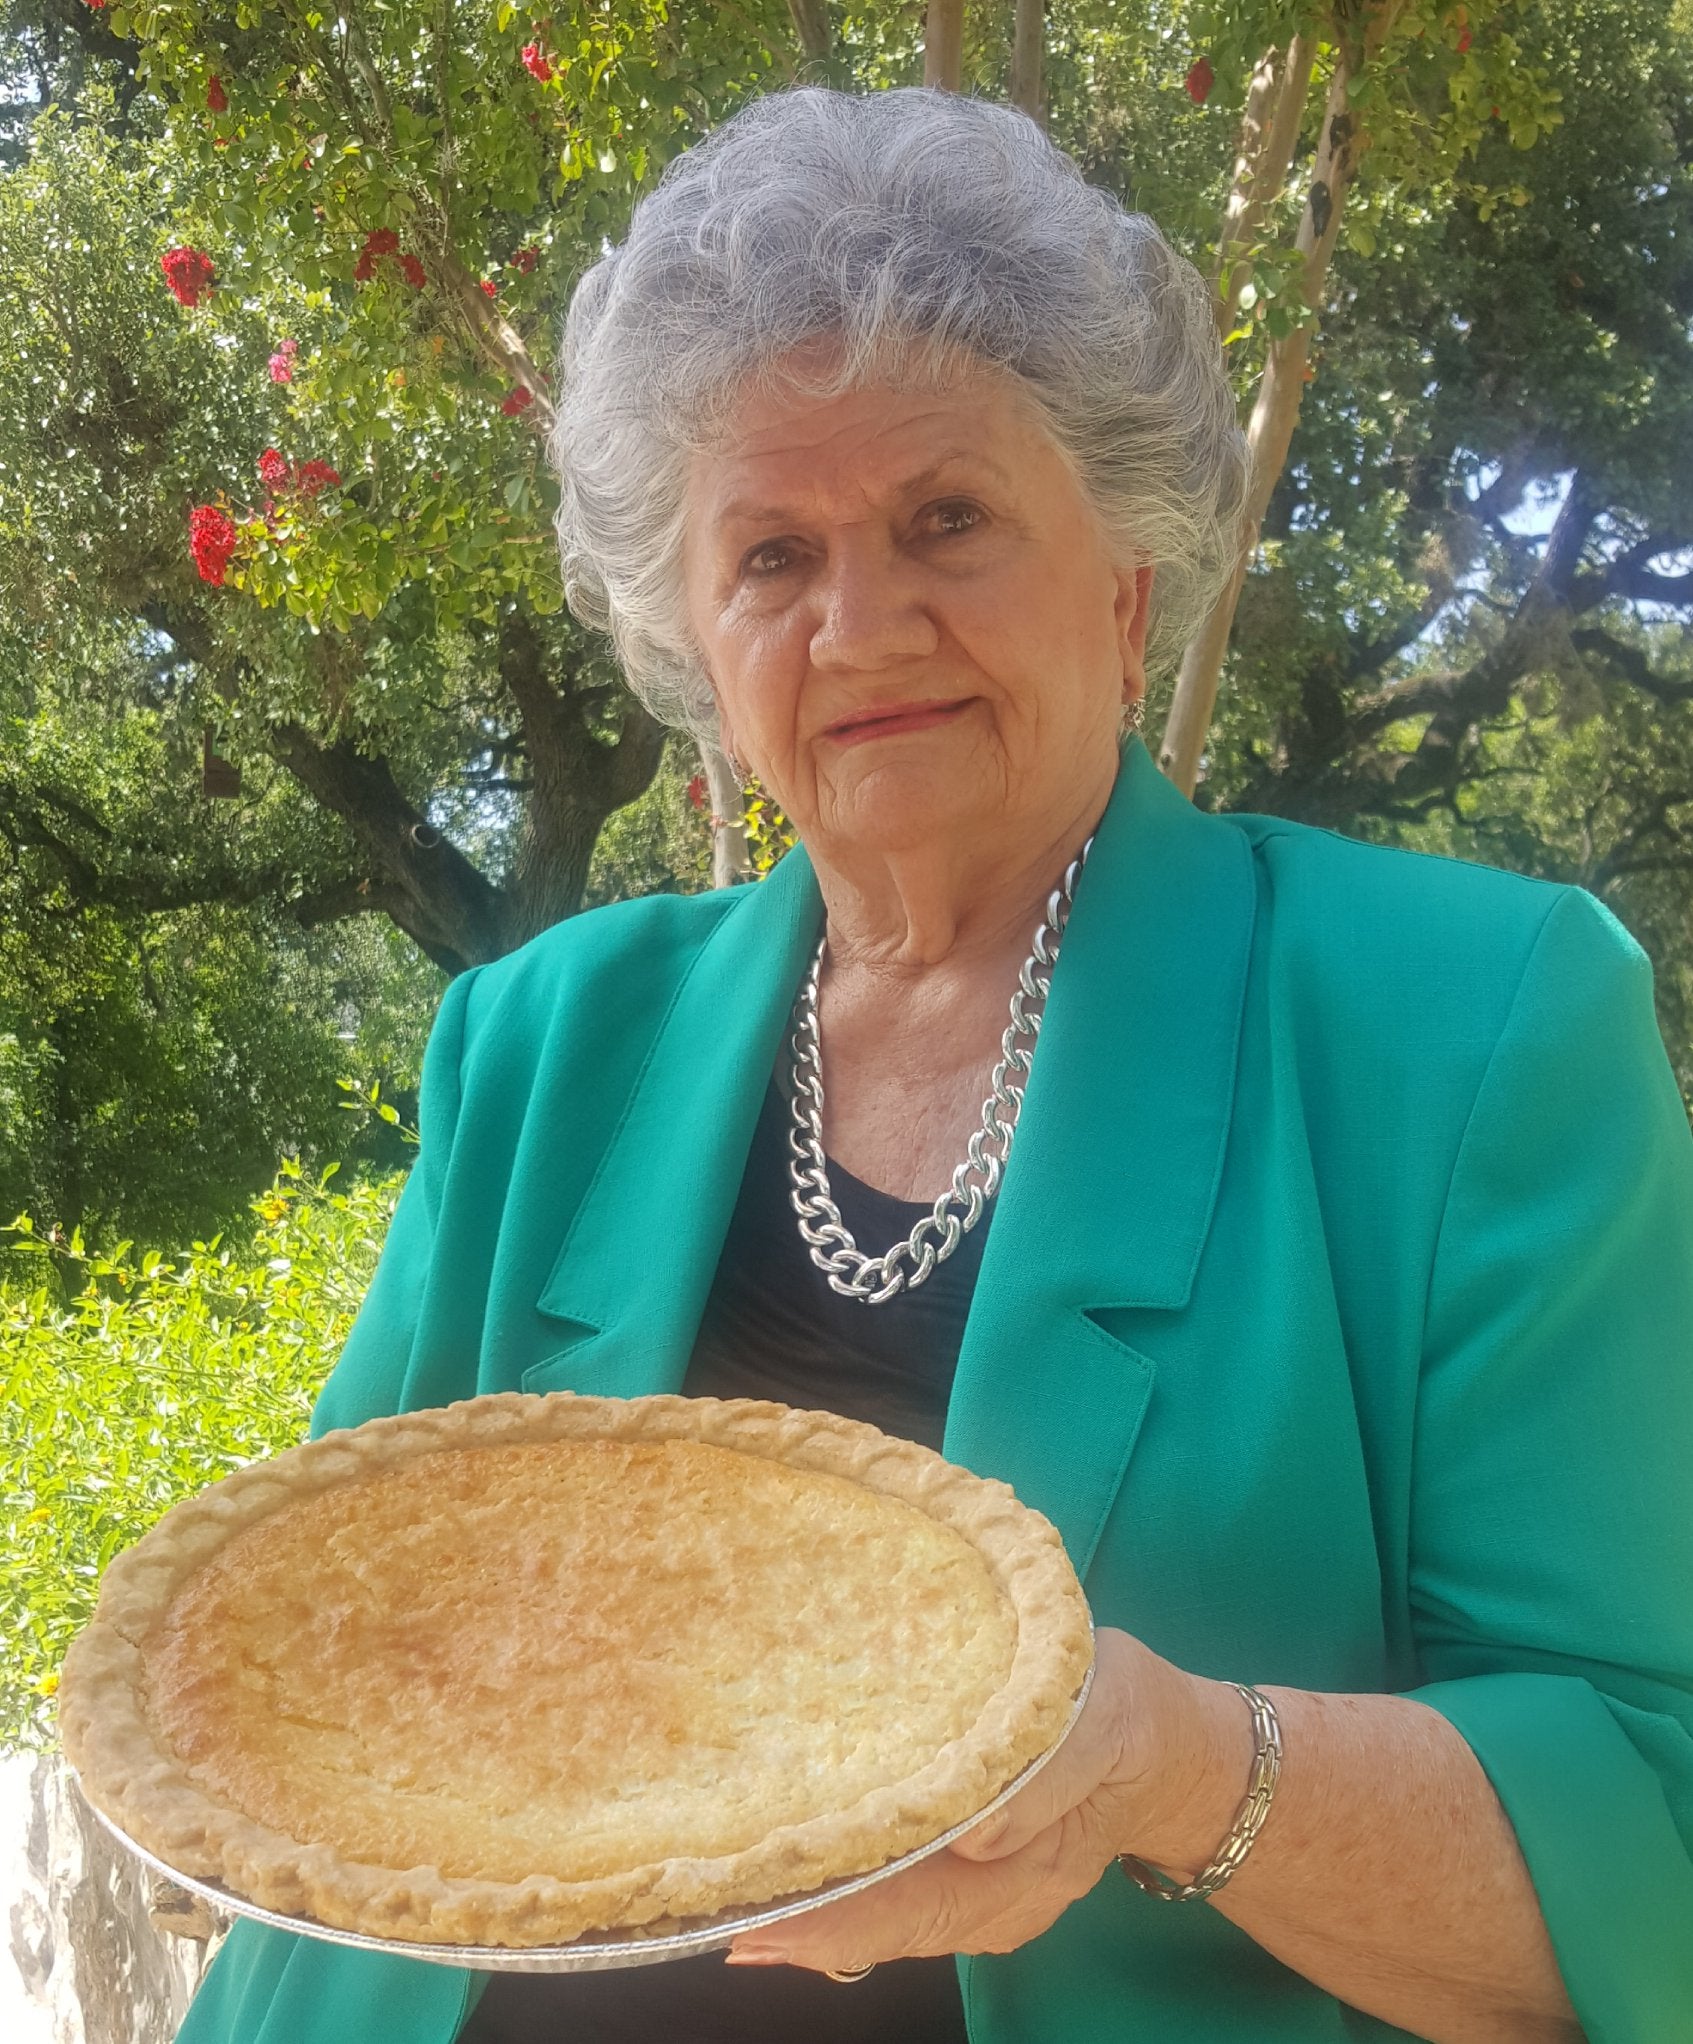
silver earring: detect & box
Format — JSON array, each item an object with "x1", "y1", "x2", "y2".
[{"x1": 1119, "y1": 697, "x2": 1146, "y2": 741}]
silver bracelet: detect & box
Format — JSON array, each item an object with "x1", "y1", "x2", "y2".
[{"x1": 1118, "y1": 1683, "x2": 1283, "y2": 1903}]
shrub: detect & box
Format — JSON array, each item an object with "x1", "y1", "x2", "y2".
[{"x1": 0, "y1": 1159, "x2": 402, "y2": 1750}]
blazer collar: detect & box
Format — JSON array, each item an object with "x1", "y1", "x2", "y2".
[
  {"x1": 528, "y1": 739, "x2": 1255, "y2": 1573},
  {"x1": 958, "y1": 734, "x2": 1255, "y2": 1314}
]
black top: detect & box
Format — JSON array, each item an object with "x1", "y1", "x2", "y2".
[{"x1": 456, "y1": 1080, "x2": 987, "y2": 2042}]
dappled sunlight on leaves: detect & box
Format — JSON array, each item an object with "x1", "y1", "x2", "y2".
[{"x1": 0, "y1": 1162, "x2": 404, "y2": 1750}]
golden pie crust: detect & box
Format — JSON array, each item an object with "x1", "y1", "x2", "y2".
[{"x1": 58, "y1": 1392, "x2": 1093, "y2": 1946}]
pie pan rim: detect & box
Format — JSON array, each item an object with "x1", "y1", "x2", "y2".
[{"x1": 58, "y1": 1389, "x2": 1096, "y2": 1947}]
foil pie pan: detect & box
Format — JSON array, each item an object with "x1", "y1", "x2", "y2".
[{"x1": 81, "y1": 1652, "x2": 1094, "y2": 1973}]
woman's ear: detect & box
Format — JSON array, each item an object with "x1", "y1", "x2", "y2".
[
  {"x1": 1115, "y1": 562, "x2": 1155, "y2": 694},
  {"x1": 713, "y1": 709, "x2": 746, "y2": 783},
  {"x1": 702, "y1": 667, "x2": 743, "y2": 778}
]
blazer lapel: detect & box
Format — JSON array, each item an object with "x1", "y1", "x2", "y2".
[
  {"x1": 524, "y1": 839, "x2": 823, "y2": 1398},
  {"x1": 943, "y1": 740, "x2": 1256, "y2": 1579}
]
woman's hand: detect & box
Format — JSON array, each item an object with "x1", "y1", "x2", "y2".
[{"x1": 724, "y1": 1626, "x2": 1218, "y2": 1973}]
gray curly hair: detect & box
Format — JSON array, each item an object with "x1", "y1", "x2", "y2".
[{"x1": 548, "y1": 86, "x2": 1248, "y2": 741}]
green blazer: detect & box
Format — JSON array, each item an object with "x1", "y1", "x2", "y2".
[{"x1": 178, "y1": 738, "x2": 1693, "y2": 2044}]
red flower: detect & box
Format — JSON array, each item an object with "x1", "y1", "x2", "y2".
[
  {"x1": 1456, "y1": 27, "x2": 1472, "y2": 52},
  {"x1": 206, "y1": 75, "x2": 228, "y2": 113},
  {"x1": 83, "y1": 0, "x2": 106, "y2": 9},
  {"x1": 509, "y1": 245, "x2": 539, "y2": 274},
  {"x1": 268, "y1": 337, "x2": 298, "y2": 385},
  {"x1": 480, "y1": 278, "x2": 498, "y2": 299},
  {"x1": 161, "y1": 246, "x2": 216, "y2": 307},
  {"x1": 189, "y1": 505, "x2": 238, "y2": 585},
  {"x1": 1184, "y1": 56, "x2": 1214, "y2": 106},
  {"x1": 257, "y1": 448, "x2": 292, "y2": 489},
  {"x1": 400, "y1": 253, "x2": 427, "y2": 288},
  {"x1": 686, "y1": 773, "x2": 707, "y2": 811},
  {"x1": 295, "y1": 460, "x2": 342, "y2": 498},
  {"x1": 363, "y1": 228, "x2": 400, "y2": 258},
  {"x1": 501, "y1": 386, "x2": 535, "y2": 416},
  {"x1": 353, "y1": 250, "x2": 377, "y2": 281},
  {"x1": 521, "y1": 43, "x2": 554, "y2": 83}
]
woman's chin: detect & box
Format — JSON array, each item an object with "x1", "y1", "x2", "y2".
[{"x1": 816, "y1": 753, "x2": 1003, "y2": 858}]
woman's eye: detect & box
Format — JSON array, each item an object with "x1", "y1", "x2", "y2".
[
  {"x1": 743, "y1": 541, "x2": 795, "y2": 578},
  {"x1": 928, "y1": 500, "x2": 983, "y2": 536}
]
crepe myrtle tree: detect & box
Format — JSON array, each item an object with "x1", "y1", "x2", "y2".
[{"x1": 25, "y1": 0, "x2": 798, "y2": 969}]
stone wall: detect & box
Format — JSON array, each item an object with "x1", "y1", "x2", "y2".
[{"x1": 6, "y1": 1753, "x2": 224, "y2": 2044}]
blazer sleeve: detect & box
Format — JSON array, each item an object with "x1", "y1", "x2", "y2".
[
  {"x1": 307, "y1": 963, "x2": 481, "y2": 1441},
  {"x1": 1403, "y1": 886, "x2": 1693, "y2": 2043}
]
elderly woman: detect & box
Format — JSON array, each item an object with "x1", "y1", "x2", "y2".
[{"x1": 178, "y1": 86, "x2": 1693, "y2": 2044}]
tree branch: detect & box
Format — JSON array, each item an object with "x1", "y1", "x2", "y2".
[
  {"x1": 924, "y1": 0, "x2": 964, "y2": 91},
  {"x1": 1010, "y1": 0, "x2": 1045, "y2": 123},
  {"x1": 1573, "y1": 559, "x2": 1693, "y2": 611},
  {"x1": 0, "y1": 785, "x2": 338, "y2": 921},
  {"x1": 267, "y1": 721, "x2": 504, "y2": 973},
  {"x1": 1569, "y1": 628, "x2": 1693, "y2": 704},
  {"x1": 1592, "y1": 788, "x2": 1693, "y2": 891},
  {"x1": 282, "y1": 876, "x2": 410, "y2": 928},
  {"x1": 785, "y1": 0, "x2": 831, "y2": 64}
]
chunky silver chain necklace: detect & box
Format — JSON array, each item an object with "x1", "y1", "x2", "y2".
[{"x1": 786, "y1": 837, "x2": 1093, "y2": 1304}]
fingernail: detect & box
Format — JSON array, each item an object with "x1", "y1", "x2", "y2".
[{"x1": 725, "y1": 1946, "x2": 789, "y2": 1966}]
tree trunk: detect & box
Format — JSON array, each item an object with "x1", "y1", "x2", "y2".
[
  {"x1": 1212, "y1": 36, "x2": 1314, "y2": 338},
  {"x1": 498, "y1": 606, "x2": 668, "y2": 948},
  {"x1": 1009, "y1": 0, "x2": 1044, "y2": 122},
  {"x1": 701, "y1": 744, "x2": 754, "y2": 888},
  {"x1": 924, "y1": 0, "x2": 964, "y2": 91},
  {"x1": 1161, "y1": 16, "x2": 1387, "y2": 797},
  {"x1": 268, "y1": 722, "x2": 509, "y2": 973}
]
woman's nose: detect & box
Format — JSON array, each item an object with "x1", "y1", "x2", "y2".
[{"x1": 808, "y1": 543, "x2": 940, "y2": 673}]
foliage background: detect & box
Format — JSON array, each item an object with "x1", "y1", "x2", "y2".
[
  {"x1": 0, "y1": 0, "x2": 1688, "y2": 1747},
  {"x1": 1, "y1": 1161, "x2": 399, "y2": 1748}
]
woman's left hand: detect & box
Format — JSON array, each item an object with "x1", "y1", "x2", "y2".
[{"x1": 724, "y1": 1626, "x2": 1211, "y2": 1973}]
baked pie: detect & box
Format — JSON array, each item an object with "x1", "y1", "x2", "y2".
[{"x1": 58, "y1": 1392, "x2": 1093, "y2": 1947}]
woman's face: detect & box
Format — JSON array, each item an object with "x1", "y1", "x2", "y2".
[{"x1": 680, "y1": 360, "x2": 1151, "y2": 868}]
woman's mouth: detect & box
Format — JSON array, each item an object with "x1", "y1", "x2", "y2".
[{"x1": 823, "y1": 698, "x2": 975, "y2": 747}]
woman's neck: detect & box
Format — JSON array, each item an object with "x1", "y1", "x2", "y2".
[
  {"x1": 792, "y1": 766, "x2": 1116, "y2": 1201},
  {"x1": 805, "y1": 768, "x2": 1116, "y2": 984}
]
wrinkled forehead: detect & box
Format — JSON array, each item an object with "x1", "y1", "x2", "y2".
[
  {"x1": 683, "y1": 338, "x2": 1072, "y2": 528},
  {"x1": 687, "y1": 329, "x2": 1049, "y2": 455}
]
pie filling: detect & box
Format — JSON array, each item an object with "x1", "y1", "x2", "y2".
[{"x1": 142, "y1": 1438, "x2": 1020, "y2": 1887}]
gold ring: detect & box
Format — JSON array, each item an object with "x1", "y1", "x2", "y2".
[{"x1": 824, "y1": 1962, "x2": 877, "y2": 1983}]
